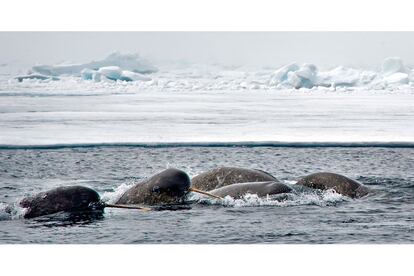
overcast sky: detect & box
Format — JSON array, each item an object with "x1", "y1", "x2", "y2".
[{"x1": 1, "y1": 32, "x2": 414, "y2": 69}]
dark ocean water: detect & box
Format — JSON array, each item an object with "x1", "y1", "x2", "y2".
[{"x1": 0, "y1": 146, "x2": 413, "y2": 243}]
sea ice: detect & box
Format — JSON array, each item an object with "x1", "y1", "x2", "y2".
[
  {"x1": 80, "y1": 68, "x2": 95, "y2": 80},
  {"x1": 31, "y1": 52, "x2": 158, "y2": 77},
  {"x1": 6, "y1": 56, "x2": 414, "y2": 90},
  {"x1": 267, "y1": 57, "x2": 411, "y2": 89},
  {"x1": 14, "y1": 74, "x2": 59, "y2": 82},
  {"x1": 383, "y1": 72, "x2": 409, "y2": 84},
  {"x1": 381, "y1": 57, "x2": 406, "y2": 76},
  {"x1": 120, "y1": 70, "x2": 151, "y2": 82},
  {"x1": 0, "y1": 90, "x2": 413, "y2": 147},
  {"x1": 269, "y1": 63, "x2": 300, "y2": 86},
  {"x1": 317, "y1": 66, "x2": 361, "y2": 87},
  {"x1": 287, "y1": 63, "x2": 317, "y2": 88},
  {"x1": 98, "y1": 66, "x2": 123, "y2": 80}
]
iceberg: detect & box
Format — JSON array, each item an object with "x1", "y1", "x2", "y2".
[
  {"x1": 269, "y1": 63, "x2": 317, "y2": 88},
  {"x1": 32, "y1": 52, "x2": 158, "y2": 77},
  {"x1": 7, "y1": 56, "x2": 414, "y2": 91},
  {"x1": 317, "y1": 66, "x2": 365, "y2": 87},
  {"x1": 383, "y1": 72, "x2": 409, "y2": 84},
  {"x1": 381, "y1": 57, "x2": 406, "y2": 76},
  {"x1": 81, "y1": 68, "x2": 102, "y2": 82},
  {"x1": 98, "y1": 66, "x2": 123, "y2": 80},
  {"x1": 120, "y1": 70, "x2": 151, "y2": 82},
  {"x1": 80, "y1": 68, "x2": 95, "y2": 80},
  {"x1": 269, "y1": 63, "x2": 300, "y2": 86},
  {"x1": 288, "y1": 63, "x2": 317, "y2": 88},
  {"x1": 81, "y1": 67, "x2": 151, "y2": 82},
  {"x1": 267, "y1": 57, "x2": 412, "y2": 89}
]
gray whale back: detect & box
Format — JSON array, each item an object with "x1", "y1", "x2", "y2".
[
  {"x1": 296, "y1": 172, "x2": 370, "y2": 198},
  {"x1": 210, "y1": 181, "x2": 292, "y2": 199},
  {"x1": 191, "y1": 167, "x2": 279, "y2": 191}
]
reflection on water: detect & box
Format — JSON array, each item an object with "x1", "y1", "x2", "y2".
[{"x1": 25, "y1": 210, "x2": 105, "y2": 228}]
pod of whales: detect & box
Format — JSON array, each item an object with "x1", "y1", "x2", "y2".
[
  {"x1": 12, "y1": 168, "x2": 371, "y2": 219},
  {"x1": 296, "y1": 172, "x2": 370, "y2": 198},
  {"x1": 209, "y1": 181, "x2": 292, "y2": 199},
  {"x1": 116, "y1": 168, "x2": 191, "y2": 205},
  {"x1": 19, "y1": 185, "x2": 101, "y2": 219},
  {"x1": 191, "y1": 166, "x2": 279, "y2": 191}
]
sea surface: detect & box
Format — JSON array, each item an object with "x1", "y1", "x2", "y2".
[{"x1": 1, "y1": 146, "x2": 413, "y2": 243}]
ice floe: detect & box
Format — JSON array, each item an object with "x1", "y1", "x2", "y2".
[
  {"x1": 6, "y1": 55, "x2": 414, "y2": 91},
  {"x1": 17, "y1": 52, "x2": 157, "y2": 84}
]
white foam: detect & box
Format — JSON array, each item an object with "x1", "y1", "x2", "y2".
[
  {"x1": 0, "y1": 202, "x2": 28, "y2": 220},
  {"x1": 101, "y1": 182, "x2": 135, "y2": 204},
  {"x1": 188, "y1": 189, "x2": 347, "y2": 208}
]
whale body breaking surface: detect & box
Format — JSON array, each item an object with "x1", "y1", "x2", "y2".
[{"x1": 6, "y1": 167, "x2": 372, "y2": 219}]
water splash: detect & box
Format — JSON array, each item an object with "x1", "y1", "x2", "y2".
[
  {"x1": 101, "y1": 182, "x2": 135, "y2": 204},
  {"x1": 188, "y1": 188, "x2": 347, "y2": 208},
  {"x1": 0, "y1": 202, "x2": 28, "y2": 220}
]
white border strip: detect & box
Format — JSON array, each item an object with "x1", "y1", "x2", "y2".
[
  {"x1": 1, "y1": 0, "x2": 414, "y2": 31},
  {"x1": 0, "y1": 244, "x2": 412, "y2": 276}
]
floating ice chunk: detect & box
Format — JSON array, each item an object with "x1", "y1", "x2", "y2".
[
  {"x1": 296, "y1": 64, "x2": 317, "y2": 80},
  {"x1": 32, "y1": 52, "x2": 157, "y2": 76},
  {"x1": 14, "y1": 74, "x2": 59, "y2": 82},
  {"x1": 81, "y1": 68, "x2": 102, "y2": 82},
  {"x1": 383, "y1": 72, "x2": 409, "y2": 84},
  {"x1": 269, "y1": 63, "x2": 300, "y2": 85},
  {"x1": 120, "y1": 70, "x2": 151, "y2": 82},
  {"x1": 359, "y1": 70, "x2": 378, "y2": 85},
  {"x1": 102, "y1": 52, "x2": 157, "y2": 74},
  {"x1": 317, "y1": 66, "x2": 360, "y2": 87},
  {"x1": 289, "y1": 63, "x2": 317, "y2": 88},
  {"x1": 79, "y1": 67, "x2": 153, "y2": 82},
  {"x1": 286, "y1": 71, "x2": 302, "y2": 88},
  {"x1": 381, "y1": 57, "x2": 406, "y2": 76},
  {"x1": 92, "y1": 71, "x2": 101, "y2": 82},
  {"x1": 32, "y1": 64, "x2": 79, "y2": 76},
  {"x1": 80, "y1": 68, "x2": 95, "y2": 80},
  {"x1": 98, "y1": 66, "x2": 123, "y2": 80},
  {"x1": 269, "y1": 63, "x2": 317, "y2": 88}
]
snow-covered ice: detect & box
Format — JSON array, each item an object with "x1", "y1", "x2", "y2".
[
  {"x1": 6, "y1": 54, "x2": 414, "y2": 91},
  {"x1": 29, "y1": 52, "x2": 157, "y2": 77},
  {"x1": 1, "y1": 53, "x2": 413, "y2": 147},
  {"x1": 381, "y1": 57, "x2": 407, "y2": 76},
  {"x1": 0, "y1": 89, "x2": 413, "y2": 147}
]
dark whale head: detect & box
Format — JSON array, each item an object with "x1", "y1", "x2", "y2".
[
  {"x1": 20, "y1": 185, "x2": 101, "y2": 219},
  {"x1": 149, "y1": 168, "x2": 191, "y2": 198},
  {"x1": 116, "y1": 168, "x2": 191, "y2": 205}
]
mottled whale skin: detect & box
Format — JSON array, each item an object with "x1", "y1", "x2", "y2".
[
  {"x1": 209, "y1": 181, "x2": 292, "y2": 199},
  {"x1": 116, "y1": 168, "x2": 191, "y2": 205},
  {"x1": 296, "y1": 172, "x2": 370, "y2": 198},
  {"x1": 191, "y1": 167, "x2": 279, "y2": 191},
  {"x1": 19, "y1": 185, "x2": 101, "y2": 219}
]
